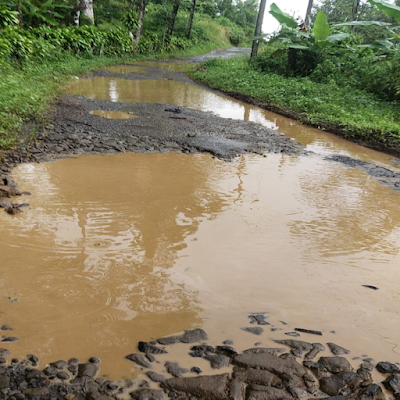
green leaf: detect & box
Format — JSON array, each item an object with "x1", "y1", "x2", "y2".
[
  {"x1": 368, "y1": 0, "x2": 400, "y2": 24},
  {"x1": 313, "y1": 11, "x2": 330, "y2": 41},
  {"x1": 334, "y1": 20, "x2": 392, "y2": 26},
  {"x1": 269, "y1": 3, "x2": 298, "y2": 29},
  {"x1": 325, "y1": 33, "x2": 351, "y2": 42},
  {"x1": 359, "y1": 39, "x2": 394, "y2": 50},
  {"x1": 289, "y1": 44, "x2": 310, "y2": 50}
]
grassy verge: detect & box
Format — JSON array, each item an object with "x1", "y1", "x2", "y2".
[
  {"x1": 189, "y1": 56, "x2": 400, "y2": 154},
  {"x1": 0, "y1": 42, "x2": 228, "y2": 151}
]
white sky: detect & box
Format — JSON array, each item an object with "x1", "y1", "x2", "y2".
[{"x1": 262, "y1": 0, "x2": 310, "y2": 34}]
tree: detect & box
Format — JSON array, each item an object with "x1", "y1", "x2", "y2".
[
  {"x1": 135, "y1": 0, "x2": 145, "y2": 43},
  {"x1": 80, "y1": 0, "x2": 94, "y2": 23},
  {"x1": 305, "y1": 0, "x2": 313, "y2": 25},
  {"x1": 167, "y1": 0, "x2": 180, "y2": 36},
  {"x1": 185, "y1": 0, "x2": 196, "y2": 38},
  {"x1": 312, "y1": 0, "x2": 396, "y2": 42},
  {"x1": 73, "y1": 0, "x2": 80, "y2": 26}
]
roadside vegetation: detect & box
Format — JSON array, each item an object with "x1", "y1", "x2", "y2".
[
  {"x1": 0, "y1": 0, "x2": 258, "y2": 150},
  {"x1": 190, "y1": 0, "x2": 400, "y2": 152}
]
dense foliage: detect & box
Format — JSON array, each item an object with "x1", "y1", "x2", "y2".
[
  {"x1": 0, "y1": 0, "x2": 258, "y2": 65},
  {"x1": 254, "y1": 0, "x2": 400, "y2": 101}
]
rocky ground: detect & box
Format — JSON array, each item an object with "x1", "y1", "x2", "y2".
[{"x1": 0, "y1": 315, "x2": 399, "y2": 400}]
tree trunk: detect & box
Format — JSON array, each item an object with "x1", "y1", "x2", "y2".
[
  {"x1": 167, "y1": 0, "x2": 180, "y2": 36},
  {"x1": 134, "y1": 0, "x2": 146, "y2": 44},
  {"x1": 304, "y1": 0, "x2": 313, "y2": 27},
  {"x1": 185, "y1": 0, "x2": 196, "y2": 39},
  {"x1": 74, "y1": 0, "x2": 81, "y2": 26},
  {"x1": 17, "y1": 0, "x2": 22, "y2": 27},
  {"x1": 80, "y1": 0, "x2": 94, "y2": 24},
  {"x1": 352, "y1": 0, "x2": 360, "y2": 20},
  {"x1": 351, "y1": 0, "x2": 360, "y2": 31},
  {"x1": 250, "y1": 0, "x2": 267, "y2": 59}
]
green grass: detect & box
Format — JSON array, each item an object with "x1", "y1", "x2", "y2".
[
  {"x1": 0, "y1": 53, "x2": 133, "y2": 149},
  {"x1": 189, "y1": 56, "x2": 400, "y2": 151}
]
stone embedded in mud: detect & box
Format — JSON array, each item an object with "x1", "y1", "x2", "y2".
[
  {"x1": 138, "y1": 341, "x2": 167, "y2": 354},
  {"x1": 294, "y1": 328, "x2": 322, "y2": 336},
  {"x1": 376, "y1": 362, "x2": 400, "y2": 374},
  {"x1": 233, "y1": 351, "x2": 306, "y2": 378},
  {"x1": 0, "y1": 348, "x2": 11, "y2": 357},
  {"x1": 318, "y1": 357, "x2": 353, "y2": 374},
  {"x1": 50, "y1": 360, "x2": 68, "y2": 370},
  {"x1": 1, "y1": 336, "x2": 19, "y2": 342},
  {"x1": 285, "y1": 332, "x2": 301, "y2": 337},
  {"x1": 57, "y1": 371, "x2": 70, "y2": 380},
  {"x1": 246, "y1": 386, "x2": 294, "y2": 400},
  {"x1": 161, "y1": 374, "x2": 229, "y2": 400},
  {"x1": 360, "y1": 384, "x2": 385, "y2": 400},
  {"x1": 362, "y1": 285, "x2": 379, "y2": 290},
  {"x1": 27, "y1": 355, "x2": 39, "y2": 366},
  {"x1": 165, "y1": 361, "x2": 189, "y2": 377},
  {"x1": 319, "y1": 371, "x2": 359, "y2": 396},
  {"x1": 125, "y1": 354, "x2": 152, "y2": 369},
  {"x1": 305, "y1": 343, "x2": 325, "y2": 360},
  {"x1": 383, "y1": 374, "x2": 400, "y2": 394},
  {"x1": 89, "y1": 357, "x2": 101, "y2": 364},
  {"x1": 249, "y1": 314, "x2": 270, "y2": 326},
  {"x1": 233, "y1": 367, "x2": 282, "y2": 387},
  {"x1": 328, "y1": 343, "x2": 350, "y2": 356},
  {"x1": 43, "y1": 366, "x2": 58, "y2": 377},
  {"x1": 241, "y1": 327, "x2": 264, "y2": 335},
  {"x1": 0, "y1": 325, "x2": 12, "y2": 331},
  {"x1": 156, "y1": 328, "x2": 208, "y2": 345},
  {"x1": 244, "y1": 348, "x2": 285, "y2": 356},
  {"x1": 215, "y1": 345, "x2": 238, "y2": 357},
  {"x1": 229, "y1": 379, "x2": 245, "y2": 400},
  {"x1": 130, "y1": 389, "x2": 165, "y2": 400},
  {"x1": 204, "y1": 353, "x2": 230, "y2": 369},
  {"x1": 275, "y1": 340, "x2": 314, "y2": 355},
  {"x1": 77, "y1": 363, "x2": 100, "y2": 378},
  {"x1": 146, "y1": 371, "x2": 166, "y2": 383}
]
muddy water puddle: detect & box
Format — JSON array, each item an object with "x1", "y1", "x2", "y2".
[
  {"x1": 68, "y1": 75, "x2": 400, "y2": 171},
  {"x1": 2, "y1": 152, "x2": 400, "y2": 379}
]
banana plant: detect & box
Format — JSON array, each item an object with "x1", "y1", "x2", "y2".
[
  {"x1": 332, "y1": 0, "x2": 400, "y2": 51},
  {"x1": 265, "y1": 3, "x2": 350, "y2": 53}
]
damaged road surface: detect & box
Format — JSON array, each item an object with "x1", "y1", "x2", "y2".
[{"x1": 2, "y1": 48, "x2": 400, "y2": 400}]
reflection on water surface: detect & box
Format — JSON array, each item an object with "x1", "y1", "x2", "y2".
[
  {"x1": 1, "y1": 152, "x2": 400, "y2": 378},
  {"x1": 67, "y1": 75, "x2": 400, "y2": 170}
]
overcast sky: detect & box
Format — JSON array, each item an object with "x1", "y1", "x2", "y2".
[{"x1": 262, "y1": 0, "x2": 310, "y2": 34}]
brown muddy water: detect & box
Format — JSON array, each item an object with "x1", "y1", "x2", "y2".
[{"x1": 1, "y1": 63, "x2": 400, "y2": 380}]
